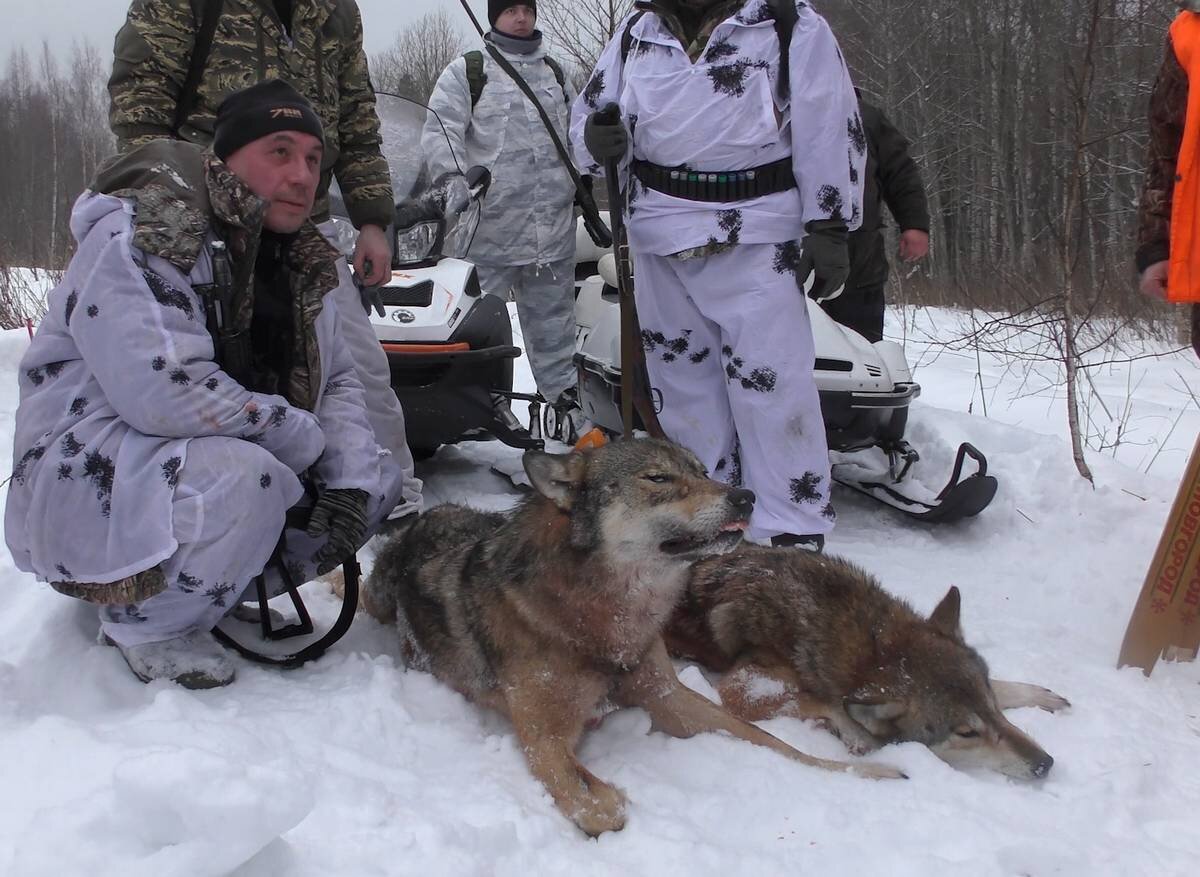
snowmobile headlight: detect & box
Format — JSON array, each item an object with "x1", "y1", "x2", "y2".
[{"x1": 394, "y1": 221, "x2": 441, "y2": 264}]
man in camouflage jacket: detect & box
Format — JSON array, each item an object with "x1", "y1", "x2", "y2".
[
  {"x1": 7, "y1": 81, "x2": 406, "y2": 688},
  {"x1": 108, "y1": 0, "x2": 422, "y2": 515},
  {"x1": 1136, "y1": 2, "x2": 1200, "y2": 357}
]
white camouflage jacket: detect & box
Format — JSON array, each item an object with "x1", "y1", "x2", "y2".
[
  {"x1": 5, "y1": 144, "x2": 386, "y2": 585},
  {"x1": 569, "y1": 0, "x2": 865, "y2": 257},
  {"x1": 423, "y1": 35, "x2": 577, "y2": 267}
]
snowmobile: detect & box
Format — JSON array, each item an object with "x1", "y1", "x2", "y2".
[
  {"x1": 573, "y1": 247, "x2": 997, "y2": 523},
  {"x1": 329, "y1": 92, "x2": 546, "y2": 460},
  {"x1": 344, "y1": 94, "x2": 994, "y2": 521}
]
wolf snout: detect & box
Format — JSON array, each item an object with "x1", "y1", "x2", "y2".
[
  {"x1": 726, "y1": 488, "x2": 756, "y2": 517},
  {"x1": 1031, "y1": 752, "x2": 1054, "y2": 778}
]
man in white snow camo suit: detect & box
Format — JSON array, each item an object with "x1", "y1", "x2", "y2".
[
  {"x1": 5, "y1": 82, "x2": 407, "y2": 688},
  {"x1": 422, "y1": 0, "x2": 585, "y2": 428},
  {"x1": 571, "y1": 0, "x2": 865, "y2": 551}
]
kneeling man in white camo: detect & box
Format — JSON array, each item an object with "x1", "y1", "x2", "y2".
[{"x1": 5, "y1": 81, "x2": 407, "y2": 689}]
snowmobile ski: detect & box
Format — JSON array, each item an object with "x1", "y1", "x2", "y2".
[{"x1": 833, "y1": 442, "x2": 997, "y2": 523}]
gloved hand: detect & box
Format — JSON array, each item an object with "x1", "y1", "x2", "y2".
[
  {"x1": 435, "y1": 172, "x2": 472, "y2": 217},
  {"x1": 584, "y1": 103, "x2": 629, "y2": 162},
  {"x1": 356, "y1": 264, "x2": 386, "y2": 318},
  {"x1": 798, "y1": 219, "x2": 850, "y2": 303},
  {"x1": 307, "y1": 488, "x2": 370, "y2": 574}
]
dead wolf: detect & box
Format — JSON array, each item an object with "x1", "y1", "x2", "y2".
[
  {"x1": 665, "y1": 545, "x2": 1069, "y2": 779},
  {"x1": 364, "y1": 439, "x2": 903, "y2": 836}
]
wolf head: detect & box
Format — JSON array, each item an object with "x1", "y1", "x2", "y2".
[
  {"x1": 844, "y1": 587, "x2": 1055, "y2": 780},
  {"x1": 522, "y1": 438, "x2": 754, "y2": 561}
]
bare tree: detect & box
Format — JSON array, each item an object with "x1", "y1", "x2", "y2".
[
  {"x1": 0, "y1": 41, "x2": 113, "y2": 269},
  {"x1": 538, "y1": 0, "x2": 634, "y2": 76},
  {"x1": 371, "y1": 9, "x2": 469, "y2": 104}
]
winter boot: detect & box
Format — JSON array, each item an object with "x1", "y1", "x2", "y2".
[
  {"x1": 105, "y1": 629, "x2": 237, "y2": 689},
  {"x1": 771, "y1": 533, "x2": 825, "y2": 553}
]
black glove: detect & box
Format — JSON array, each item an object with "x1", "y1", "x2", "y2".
[
  {"x1": 798, "y1": 219, "x2": 850, "y2": 303},
  {"x1": 584, "y1": 103, "x2": 629, "y2": 162},
  {"x1": 307, "y1": 488, "x2": 370, "y2": 574},
  {"x1": 356, "y1": 260, "x2": 386, "y2": 318}
]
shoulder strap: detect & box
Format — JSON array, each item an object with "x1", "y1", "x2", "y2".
[
  {"x1": 466, "y1": 50, "x2": 568, "y2": 109},
  {"x1": 175, "y1": 0, "x2": 225, "y2": 136},
  {"x1": 768, "y1": 0, "x2": 797, "y2": 102},
  {"x1": 542, "y1": 56, "x2": 569, "y2": 105},
  {"x1": 620, "y1": 10, "x2": 648, "y2": 64},
  {"x1": 464, "y1": 50, "x2": 487, "y2": 110}
]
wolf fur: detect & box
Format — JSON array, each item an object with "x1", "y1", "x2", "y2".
[
  {"x1": 364, "y1": 439, "x2": 903, "y2": 836},
  {"x1": 666, "y1": 545, "x2": 1069, "y2": 780}
]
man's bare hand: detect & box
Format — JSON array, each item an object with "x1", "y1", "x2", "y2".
[
  {"x1": 1139, "y1": 261, "x2": 1169, "y2": 300},
  {"x1": 353, "y1": 224, "x2": 391, "y2": 286},
  {"x1": 898, "y1": 229, "x2": 930, "y2": 262}
]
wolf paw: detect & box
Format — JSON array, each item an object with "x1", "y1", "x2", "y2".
[
  {"x1": 1024, "y1": 685, "x2": 1071, "y2": 712},
  {"x1": 850, "y1": 760, "x2": 908, "y2": 781},
  {"x1": 571, "y1": 780, "x2": 628, "y2": 837},
  {"x1": 992, "y1": 680, "x2": 1071, "y2": 713}
]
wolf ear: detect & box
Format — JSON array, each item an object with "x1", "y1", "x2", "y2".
[
  {"x1": 929, "y1": 586, "x2": 963, "y2": 639},
  {"x1": 845, "y1": 699, "x2": 908, "y2": 737},
  {"x1": 523, "y1": 450, "x2": 586, "y2": 511}
]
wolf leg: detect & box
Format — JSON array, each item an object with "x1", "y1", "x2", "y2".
[
  {"x1": 617, "y1": 640, "x2": 904, "y2": 779},
  {"x1": 991, "y1": 679, "x2": 1071, "y2": 712},
  {"x1": 500, "y1": 667, "x2": 627, "y2": 836},
  {"x1": 716, "y1": 661, "x2": 882, "y2": 755}
]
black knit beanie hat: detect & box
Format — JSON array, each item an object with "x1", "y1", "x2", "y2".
[
  {"x1": 489, "y1": 0, "x2": 536, "y2": 26},
  {"x1": 212, "y1": 80, "x2": 324, "y2": 161}
]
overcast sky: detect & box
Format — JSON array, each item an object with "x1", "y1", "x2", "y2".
[{"x1": 1, "y1": 0, "x2": 491, "y2": 65}]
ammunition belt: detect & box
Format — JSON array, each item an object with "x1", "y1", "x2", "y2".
[{"x1": 631, "y1": 157, "x2": 795, "y2": 203}]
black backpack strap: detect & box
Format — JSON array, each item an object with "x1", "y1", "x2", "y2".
[
  {"x1": 542, "y1": 56, "x2": 569, "y2": 105},
  {"x1": 175, "y1": 0, "x2": 224, "y2": 136},
  {"x1": 465, "y1": 50, "x2": 487, "y2": 110},
  {"x1": 768, "y1": 0, "x2": 797, "y2": 102},
  {"x1": 620, "y1": 10, "x2": 648, "y2": 64}
]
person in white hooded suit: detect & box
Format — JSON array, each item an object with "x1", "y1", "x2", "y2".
[
  {"x1": 571, "y1": 0, "x2": 865, "y2": 552},
  {"x1": 423, "y1": 0, "x2": 586, "y2": 431},
  {"x1": 6, "y1": 82, "x2": 407, "y2": 689}
]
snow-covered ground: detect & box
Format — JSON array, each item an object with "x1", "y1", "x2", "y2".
[{"x1": 1, "y1": 304, "x2": 1199, "y2": 876}]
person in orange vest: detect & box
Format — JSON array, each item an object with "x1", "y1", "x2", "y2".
[{"x1": 1138, "y1": 1, "x2": 1200, "y2": 354}]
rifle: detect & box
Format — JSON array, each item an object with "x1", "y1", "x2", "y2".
[{"x1": 597, "y1": 105, "x2": 664, "y2": 440}]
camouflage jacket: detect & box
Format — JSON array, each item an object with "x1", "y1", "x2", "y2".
[
  {"x1": 6, "y1": 139, "x2": 383, "y2": 584},
  {"x1": 108, "y1": 0, "x2": 392, "y2": 229},
  {"x1": 92, "y1": 139, "x2": 345, "y2": 412},
  {"x1": 1136, "y1": 33, "x2": 1187, "y2": 274}
]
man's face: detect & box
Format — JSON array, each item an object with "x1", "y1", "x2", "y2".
[
  {"x1": 224, "y1": 131, "x2": 323, "y2": 233},
  {"x1": 495, "y1": 4, "x2": 536, "y2": 37}
]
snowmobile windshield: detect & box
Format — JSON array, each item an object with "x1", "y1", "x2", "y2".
[
  {"x1": 374, "y1": 91, "x2": 458, "y2": 202},
  {"x1": 329, "y1": 91, "x2": 482, "y2": 262},
  {"x1": 328, "y1": 92, "x2": 463, "y2": 212}
]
